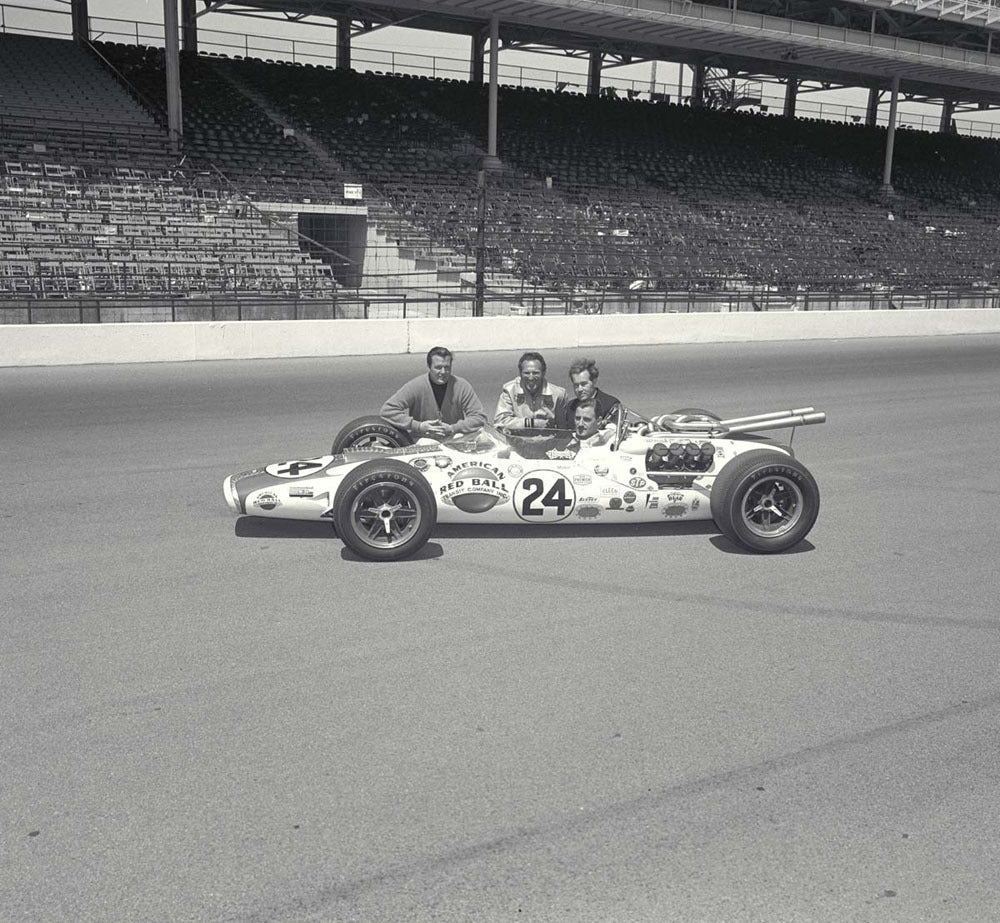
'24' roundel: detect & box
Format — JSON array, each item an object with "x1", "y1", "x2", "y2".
[{"x1": 513, "y1": 470, "x2": 576, "y2": 523}]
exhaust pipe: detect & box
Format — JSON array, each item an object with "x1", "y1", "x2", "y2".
[
  {"x1": 722, "y1": 411, "x2": 826, "y2": 435},
  {"x1": 720, "y1": 407, "x2": 814, "y2": 426}
]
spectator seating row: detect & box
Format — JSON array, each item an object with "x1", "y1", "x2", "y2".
[
  {"x1": 0, "y1": 163, "x2": 336, "y2": 297},
  {"x1": 5, "y1": 32, "x2": 1000, "y2": 299}
]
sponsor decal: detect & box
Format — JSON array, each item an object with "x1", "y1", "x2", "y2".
[
  {"x1": 573, "y1": 474, "x2": 592, "y2": 487},
  {"x1": 435, "y1": 456, "x2": 452, "y2": 468},
  {"x1": 514, "y1": 471, "x2": 576, "y2": 522},
  {"x1": 622, "y1": 491, "x2": 637, "y2": 505},
  {"x1": 608, "y1": 497, "x2": 623, "y2": 510},
  {"x1": 601, "y1": 487, "x2": 619, "y2": 496},
  {"x1": 692, "y1": 498, "x2": 701, "y2": 511},
  {"x1": 447, "y1": 461, "x2": 505, "y2": 481},
  {"x1": 628, "y1": 477, "x2": 646, "y2": 489},
  {"x1": 579, "y1": 496, "x2": 598, "y2": 503},
  {"x1": 645, "y1": 495, "x2": 659, "y2": 510},
  {"x1": 253, "y1": 491, "x2": 280, "y2": 511},
  {"x1": 625, "y1": 505, "x2": 635, "y2": 512},
  {"x1": 667, "y1": 492, "x2": 684, "y2": 502},
  {"x1": 438, "y1": 464, "x2": 510, "y2": 513},
  {"x1": 576, "y1": 505, "x2": 601, "y2": 519},
  {"x1": 507, "y1": 464, "x2": 523, "y2": 477},
  {"x1": 618, "y1": 455, "x2": 633, "y2": 463},
  {"x1": 266, "y1": 459, "x2": 325, "y2": 478},
  {"x1": 289, "y1": 486, "x2": 314, "y2": 498},
  {"x1": 662, "y1": 505, "x2": 686, "y2": 518},
  {"x1": 546, "y1": 448, "x2": 576, "y2": 460},
  {"x1": 593, "y1": 465, "x2": 609, "y2": 477},
  {"x1": 411, "y1": 457, "x2": 429, "y2": 470},
  {"x1": 629, "y1": 468, "x2": 638, "y2": 475}
]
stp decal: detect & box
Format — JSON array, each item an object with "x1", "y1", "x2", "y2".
[{"x1": 514, "y1": 471, "x2": 576, "y2": 522}]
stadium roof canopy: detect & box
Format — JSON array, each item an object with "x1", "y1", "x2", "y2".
[{"x1": 204, "y1": 0, "x2": 1000, "y2": 104}]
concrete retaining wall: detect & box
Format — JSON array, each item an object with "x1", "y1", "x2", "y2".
[{"x1": 2, "y1": 309, "x2": 999, "y2": 367}]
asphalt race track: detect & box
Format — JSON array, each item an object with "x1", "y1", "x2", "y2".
[{"x1": 3, "y1": 334, "x2": 1000, "y2": 923}]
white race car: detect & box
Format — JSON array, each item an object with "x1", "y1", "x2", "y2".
[{"x1": 224, "y1": 406, "x2": 825, "y2": 560}]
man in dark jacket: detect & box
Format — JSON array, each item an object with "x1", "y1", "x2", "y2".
[
  {"x1": 559, "y1": 357, "x2": 620, "y2": 429},
  {"x1": 381, "y1": 346, "x2": 486, "y2": 439}
]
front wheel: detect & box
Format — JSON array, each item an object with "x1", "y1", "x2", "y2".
[
  {"x1": 710, "y1": 449, "x2": 819, "y2": 553},
  {"x1": 333, "y1": 459, "x2": 436, "y2": 561},
  {"x1": 331, "y1": 415, "x2": 413, "y2": 454}
]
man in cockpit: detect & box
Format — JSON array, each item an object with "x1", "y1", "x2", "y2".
[{"x1": 569, "y1": 400, "x2": 614, "y2": 448}]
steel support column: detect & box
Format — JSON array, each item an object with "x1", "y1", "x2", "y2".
[
  {"x1": 882, "y1": 76, "x2": 900, "y2": 192},
  {"x1": 181, "y1": 0, "x2": 197, "y2": 54},
  {"x1": 71, "y1": 0, "x2": 89, "y2": 42},
  {"x1": 484, "y1": 15, "x2": 500, "y2": 169},
  {"x1": 866, "y1": 87, "x2": 880, "y2": 127},
  {"x1": 691, "y1": 63, "x2": 706, "y2": 108},
  {"x1": 163, "y1": 0, "x2": 183, "y2": 155},
  {"x1": 470, "y1": 30, "x2": 485, "y2": 83},
  {"x1": 783, "y1": 78, "x2": 798, "y2": 118},
  {"x1": 939, "y1": 98, "x2": 956, "y2": 133},
  {"x1": 587, "y1": 51, "x2": 602, "y2": 97},
  {"x1": 337, "y1": 16, "x2": 351, "y2": 71}
]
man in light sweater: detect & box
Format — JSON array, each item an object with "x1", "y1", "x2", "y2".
[{"x1": 381, "y1": 346, "x2": 487, "y2": 440}]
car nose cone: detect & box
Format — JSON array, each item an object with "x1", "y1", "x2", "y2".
[{"x1": 224, "y1": 475, "x2": 240, "y2": 513}]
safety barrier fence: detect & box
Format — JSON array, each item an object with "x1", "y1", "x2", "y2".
[{"x1": 2, "y1": 287, "x2": 997, "y2": 324}]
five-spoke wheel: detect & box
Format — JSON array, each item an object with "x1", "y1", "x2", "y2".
[
  {"x1": 710, "y1": 449, "x2": 819, "y2": 553},
  {"x1": 333, "y1": 459, "x2": 435, "y2": 560}
]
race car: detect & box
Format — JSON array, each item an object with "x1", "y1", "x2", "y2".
[{"x1": 223, "y1": 405, "x2": 826, "y2": 560}]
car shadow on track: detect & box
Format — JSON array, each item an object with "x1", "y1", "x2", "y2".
[
  {"x1": 432, "y1": 521, "x2": 718, "y2": 540},
  {"x1": 235, "y1": 516, "x2": 814, "y2": 556},
  {"x1": 710, "y1": 535, "x2": 815, "y2": 555},
  {"x1": 236, "y1": 517, "x2": 337, "y2": 540}
]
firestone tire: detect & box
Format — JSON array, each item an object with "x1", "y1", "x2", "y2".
[
  {"x1": 331, "y1": 415, "x2": 414, "y2": 454},
  {"x1": 333, "y1": 459, "x2": 436, "y2": 561},
  {"x1": 670, "y1": 407, "x2": 721, "y2": 421},
  {"x1": 710, "y1": 449, "x2": 820, "y2": 554}
]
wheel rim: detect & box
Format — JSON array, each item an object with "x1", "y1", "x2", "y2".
[
  {"x1": 350, "y1": 481, "x2": 422, "y2": 550},
  {"x1": 349, "y1": 433, "x2": 399, "y2": 451},
  {"x1": 739, "y1": 474, "x2": 803, "y2": 539}
]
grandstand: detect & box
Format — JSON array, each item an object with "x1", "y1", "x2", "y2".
[{"x1": 3, "y1": 1, "x2": 1000, "y2": 321}]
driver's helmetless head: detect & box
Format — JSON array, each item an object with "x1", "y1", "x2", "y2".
[
  {"x1": 573, "y1": 401, "x2": 599, "y2": 440},
  {"x1": 568, "y1": 357, "x2": 599, "y2": 400}
]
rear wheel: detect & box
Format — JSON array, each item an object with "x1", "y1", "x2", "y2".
[
  {"x1": 710, "y1": 449, "x2": 819, "y2": 553},
  {"x1": 333, "y1": 459, "x2": 435, "y2": 561},
  {"x1": 331, "y1": 415, "x2": 413, "y2": 454}
]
